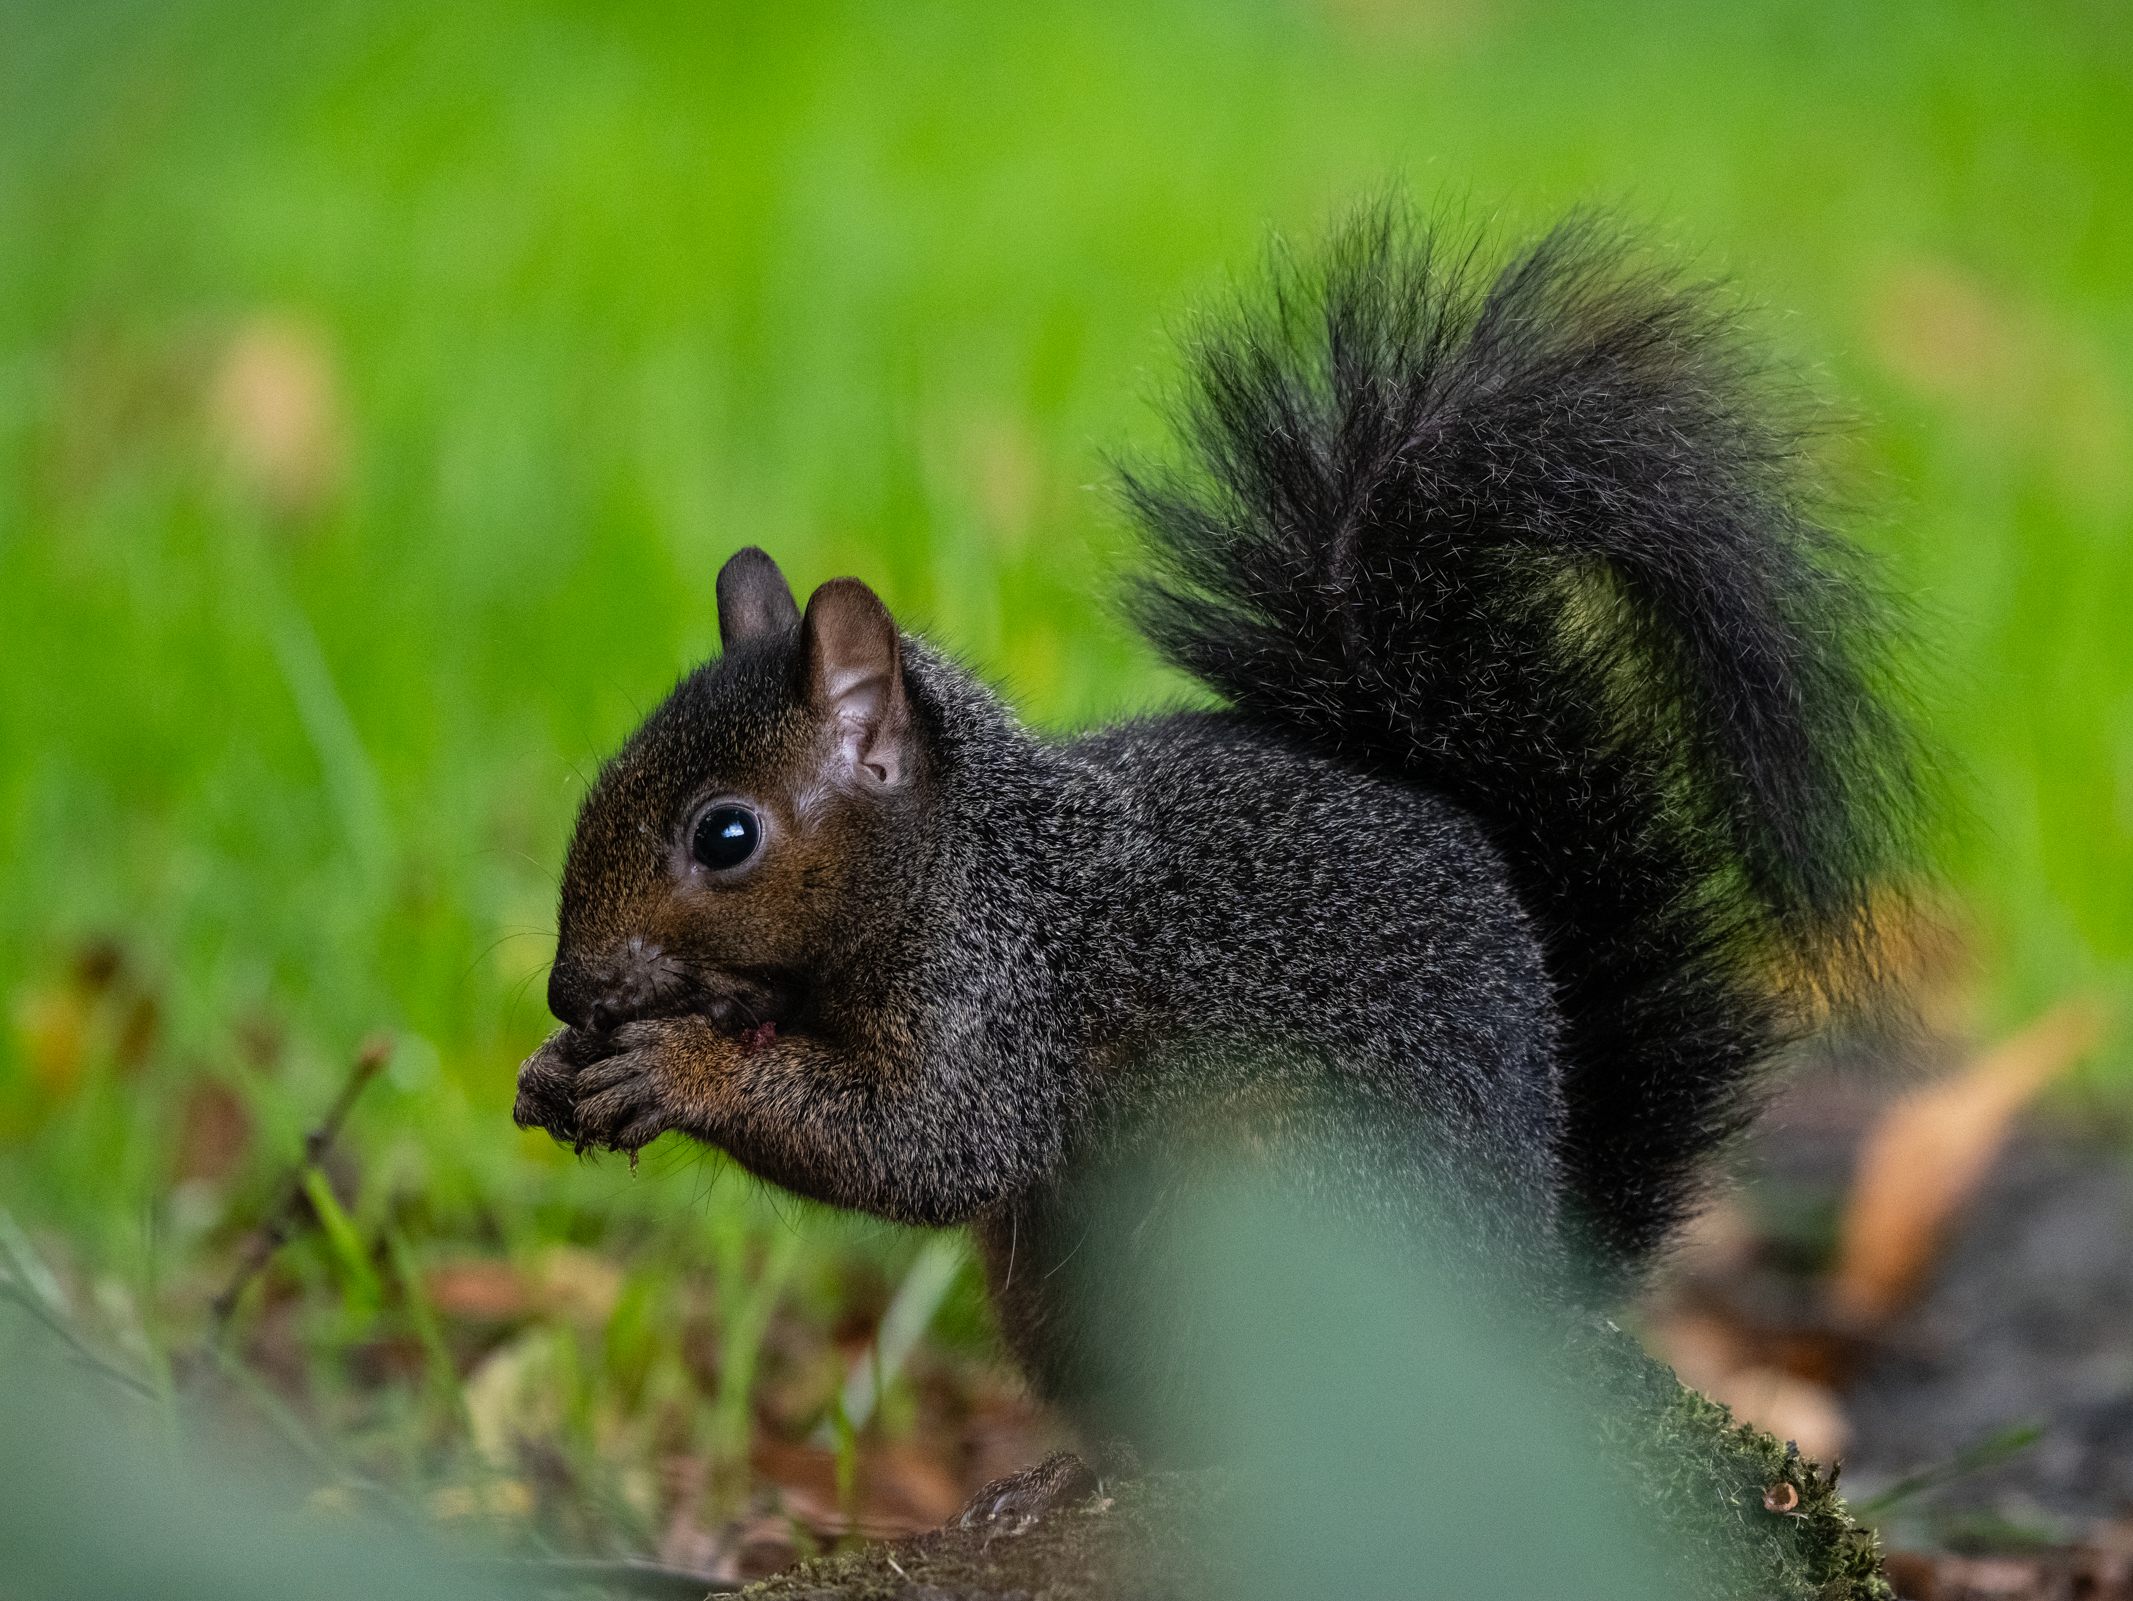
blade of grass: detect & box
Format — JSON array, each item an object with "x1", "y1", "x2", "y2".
[
  {"x1": 704, "y1": 1222, "x2": 803, "y2": 1466},
  {"x1": 384, "y1": 1227, "x2": 471, "y2": 1439},
  {"x1": 1853, "y1": 1420, "x2": 2046, "y2": 1518},
  {"x1": 212, "y1": 1035, "x2": 391, "y2": 1329},
  {"x1": 811, "y1": 1232, "x2": 965, "y2": 1444},
  {"x1": 301, "y1": 1166, "x2": 383, "y2": 1320}
]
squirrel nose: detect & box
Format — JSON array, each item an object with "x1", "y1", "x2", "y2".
[{"x1": 549, "y1": 944, "x2": 666, "y2": 1032}]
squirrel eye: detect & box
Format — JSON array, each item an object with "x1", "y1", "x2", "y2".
[{"x1": 692, "y1": 805, "x2": 761, "y2": 872}]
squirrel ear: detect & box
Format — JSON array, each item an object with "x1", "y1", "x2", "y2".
[
  {"x1": 800, "y1": 578, "x2": 911, "y2": 788},
  {"x1": 717, "y1": 547, "x2": 801, "y2": 649}
]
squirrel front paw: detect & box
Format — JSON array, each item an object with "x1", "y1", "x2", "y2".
[
  {"x1": 510, "y1": 1029, "x2": 583, "y2": 1137},
  {"x1": 512, "y1": 1018, "x2": 711, "y2": 1154}
]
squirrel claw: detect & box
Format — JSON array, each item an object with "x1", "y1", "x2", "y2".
[
  {"x1": 512, "y1": 1025, "x2": 677, "y2": 1154},
  {"x1": 511, "y1": 1032, "x2": 580, "y2": 1138}
]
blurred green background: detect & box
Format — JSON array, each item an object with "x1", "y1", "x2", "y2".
[{"x1": 1, "y1": 0, "x2": 2129, "y2": 1563}]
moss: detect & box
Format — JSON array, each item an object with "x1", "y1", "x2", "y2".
[
  {"x1": 741, "y1": 1325, "x2": 1892, "y2": 1601},
  {"x1": 1568, "y1": 1318, "x2": 1893, "y2": 1601},
  {"x1": 741, "y1": 1474, "x2": 1227, "y2": 1601}
]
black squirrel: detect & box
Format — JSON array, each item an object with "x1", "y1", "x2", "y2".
[{"x1": 513, "y1": 209, "x2": 1917, "y2": 1511}]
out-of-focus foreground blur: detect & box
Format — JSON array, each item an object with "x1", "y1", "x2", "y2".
[{"x1": 1, "y1": 0, "x2": 2129, "y2": 1586}]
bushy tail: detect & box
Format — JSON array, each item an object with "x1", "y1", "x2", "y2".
[{"x1": 1123, "y1": 209, "x2": 1922, "y2": 1267}]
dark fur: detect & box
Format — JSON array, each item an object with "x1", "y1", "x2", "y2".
[
  {"x1": 514, "y1": 210, "x2": 1916, "y2": 1456},
  {"x1": 1124, "y1": 210, "x2": 1919, "y2": 1261}
]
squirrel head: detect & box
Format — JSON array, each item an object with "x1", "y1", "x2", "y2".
[{"x1": 545, "y1": 547, "x2": 926, "y2": 1040}]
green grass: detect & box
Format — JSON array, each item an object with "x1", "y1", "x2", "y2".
[{"x1": 1, "y1": 0, "x2": 2130, "y2": 1559}]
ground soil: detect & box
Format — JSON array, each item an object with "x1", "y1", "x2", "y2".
[
  {"x1": 1736, "y1": 1074, "x2": 2133, "y2": 1545},
  {"x1": 1655, "y1": 1064, "x2": 2133, "y2": 1599}
]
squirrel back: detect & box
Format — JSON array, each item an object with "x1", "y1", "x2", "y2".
[{"x1": 1122, "y1": 209, "x2": 1919, "y2": 1264}]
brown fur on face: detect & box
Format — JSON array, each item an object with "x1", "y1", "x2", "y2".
[{"x1": 542, "y1": 552, "x2": 927, "y2": 1045}]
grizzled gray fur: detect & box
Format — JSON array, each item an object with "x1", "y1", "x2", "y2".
[{"x1": 514, "y1": 208, "x2": 1917, "y2": 1496}]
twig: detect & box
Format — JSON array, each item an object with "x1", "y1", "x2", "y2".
[
  {"x1": 203, "y1": 1337, "x2": 347, "y2": 1480},
  {"x1": 0, "y1": 1207, "x2": 159, "y2": 1401},
  {"x1": 211, "y1": 1033, "x2": 393, "y2": 1329},
  {"x1": 0, "y1": 1279, "x2": 162, "y2": 1404}
]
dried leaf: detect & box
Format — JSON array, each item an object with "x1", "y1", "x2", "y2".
[
  {"x1": 1868, "y1": 262, "x2": 2132, "y2": 515},
  {"x1": 535, "y1": 1245, "x2": 624, "y2": 1325},
  {"x1": 425, "y1": 1259, "x2": 531, "y2": 1321},
  {"x1": 1936, "y1": 1556, "x2": 2046, "y2": 1598},
  {"x1": 461, "y1": 1327, "x2": 567, "y2": 1468},
  {"x1": 210, "y1": 315, "x2": 345, "y2": 518},
  {"x1": 1830, "y1": 1001, "x2": 2107, "y2": 1325},
  {"x1": 174, "y1": 1078, "x2": 253, "y2": 1185},
  {"x1": 1645, "y1": 1310, "x2": 1752, "y2": 1395},
  {"x1": 866, "y1": 1441, "x2": 967, "y2": 1527},
  {"x1": 15, "y1": 988, "x2": 91, "y2": 1097},
  {"x1": 1708, "y1": 1366, "x2": 1851, "y2": 1466},
  {"x1": 749, "y1": 1437, "x2": 966, "y2": 1538}
]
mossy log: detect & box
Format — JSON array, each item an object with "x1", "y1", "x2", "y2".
[{"x1": 744, "y1": 1328, "x2": 1892, "y2": 1601}]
